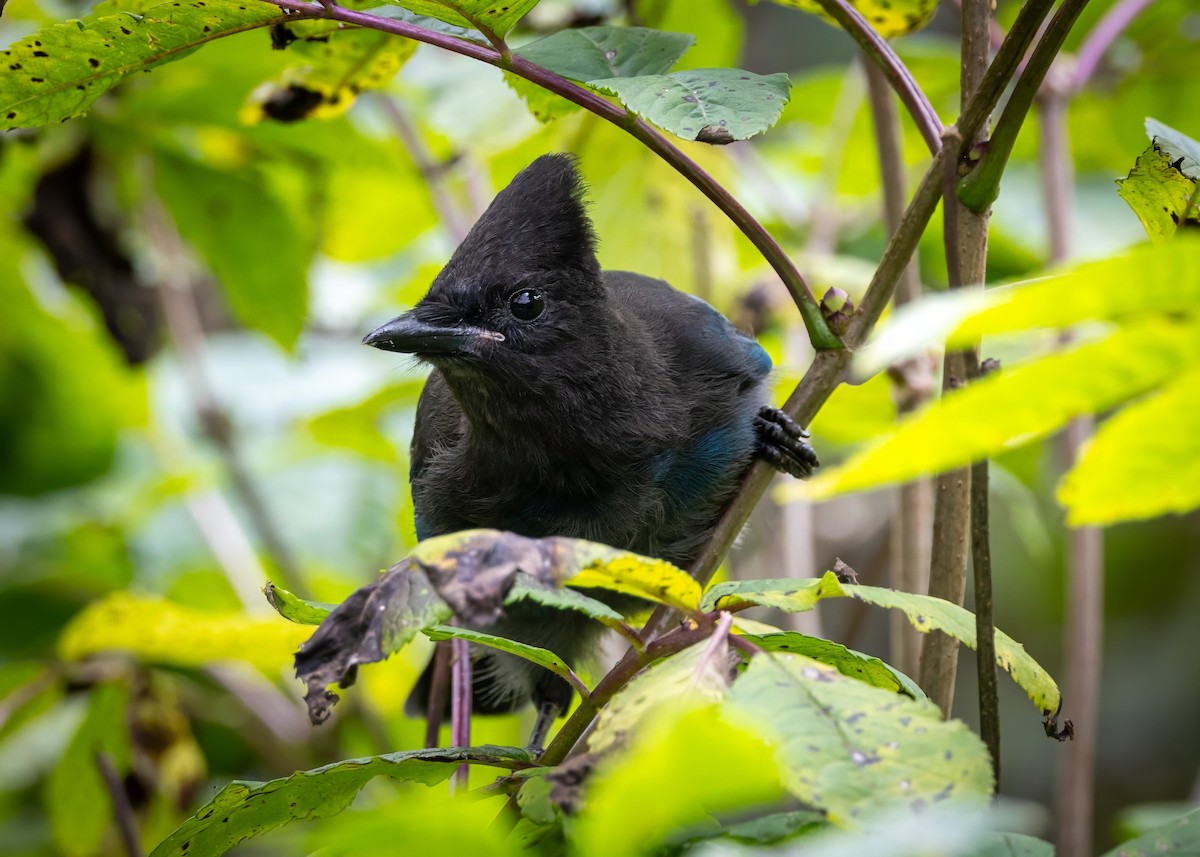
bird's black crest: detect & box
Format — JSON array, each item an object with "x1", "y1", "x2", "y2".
[{"x1": 436, "y1": 154, "x2": 599, "y2": 288}]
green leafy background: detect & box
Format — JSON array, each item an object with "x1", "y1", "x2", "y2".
[{"x1": 2, "y1": 0, "x2": 1199, "y2": 853}]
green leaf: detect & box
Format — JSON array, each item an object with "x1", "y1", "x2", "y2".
[
  {"x1": 794, "y1": 318, "x2": 1200, "y2": 501},
  {"x1": 149, "y1": 746, "x2": 535, "y2": 857},
  {"x1": 724, "y1": 653, "x2": 993, "y2": 823},
  {"x1": 304, "y1": 380, "x2": 424, "y2": 461},
  {"x1": 154, "y1": 148, "x2": 311, "y2": 350},
  {"x1": 574, "y1": 704, "x2": 786, "y2": 857},
  {"x1": 1059, "y1": 365, "x2": 1200, "y2": 525},
  {"x1": 702, "y1": 575, "x2": 832, "y2": 612},
  {"x1": 44, "y1": 682, "x2": 131, "y2": 857},
  {"x1": 263, "y1": 583, "x2": 334, "y2": 625},
  {"x1": 587, "y1": 69, "x2": 791, "y2": 144},
  {"x1": 765, "y1": 0, "x2": 939, "y2": 38},
  {"x1": 1098, "y1": 807, "x2": 1200, "y2": 857},
  {"x1": 422, "y1": 624, "x2": 588, "y2": 695},
  {"x1": 379, "y1": 0, "x2": 538, "y2": 39},
  {"x1": 507, "y1": 25, "x2": 694, "y2": 123},
  {"x1": 58, "y1": 593, "x2": 311, "y2": 674},
  {"x1": 0, "y1": 227, "x2": 144, "y2": 496},
  {"x1": 0, "y1": 0, "x2": 287, "y2": 129},
  {"x1": 971, "y1": 833, "x2": 1056, "y2": 856},
  {"x1": 742, "y1": 632, "x2": 924, "y2": 698},
  {"x1": 516, "y1": 26, "x2": 694, "y2": 81},
  {"x1": 589, "y1": 639, "x2": 731, "y2": 754},
  {"x1": 506, "y1": 574, "x2": 626, "y2": 625},
  {"x1": 245, "y1": 28, "x2": 417, "y2": 123},
  {"x1": 708, "y1": 572, "x2": 1060, "y2": 717},
  {"x1": 1118, "y1": 143, "x2": 1200, "y2": 244}
]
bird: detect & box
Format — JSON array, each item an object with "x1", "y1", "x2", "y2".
[{"x1": 363, "y1": 154, "x2": 817, "y2": 749}]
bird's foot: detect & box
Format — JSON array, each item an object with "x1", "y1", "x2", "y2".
[
  {"x1": 525, "y1": 699, "x2": 562, "y2": 759},
  {"x1": 755, "y1": 406, "x2": 819, "y2": 479}
]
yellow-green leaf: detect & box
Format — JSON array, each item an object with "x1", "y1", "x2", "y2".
[
  {"x1": 706, "y1": 572, "x2": 1061, "y2": 716},
  {"x1": 589, "y1": 640, "x2": 730, "y2": 754},
  {"x1": 264, "y1": 583, "x2": 335, "y2": 625},
  {"x1": 948, "y1": 237, "x2": 1200, "y2": 346},
  {"x1": 0, "y1": 0, "x2": 287, "y2": 129},
  {"x1": 1118, "y1": 143, "x2": 1200, "y2": 244},
  {"x1": 59, "y1": 593, "x2": 311, "y2": 675},
  {"x1": 725, "y1": 653, "x2": 992, "y2": 824},
  {"x1": 244, "y1": 29, "x2": 417, "y2": 123},
  {"x1": 1059, "y1": 366, "x2": 1200, "y2": 526},
  {"x1": 565, "y1": 548, "x2": 702, "y2": 614},
  {"x1": 792, "y1": 318, "x2": 1200, "y2": 501},
  {"x1": 765, "y1": 0, "x2": 938, "y2": 39},
  {"x1": 575, "y1": 704, "x2": 785, "y2": 857}
]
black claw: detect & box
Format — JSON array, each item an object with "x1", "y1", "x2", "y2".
[{"x1": 755, "y1": 407, "x2": 819, "y2": 479}]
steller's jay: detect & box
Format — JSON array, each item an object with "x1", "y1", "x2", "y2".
[{"x1": 363, "y1": 155, "x2": 817, "y2": 748}]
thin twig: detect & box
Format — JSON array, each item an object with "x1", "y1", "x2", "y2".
[
  {"x1": 969, "y1": 358, "x2": 1000, "y2": 789},
  {"x1": 96, "y1": 751, "x2": 142, "y2": 857},
  {"x1": 450, "y1": 637, "x2": 472, "y2": 791},
  {"x1": 261, "y1": 0, "x2": 840, "y2": 349},
  {"x1": 1039, "y1": 75, "x2": 1105, "y2": 857},
  {"x1": 811, "y1": 0, "x2": 943, "y2": 154},
  {"x1": 919, "y1": 0, "x2": 993, "y2": 715},
  {"x1": 425, "y1": 641, "x2": 452, "y2": 749},
  {"x1": 958, "y1": 0, "x2": 1095, "y2": 212}
]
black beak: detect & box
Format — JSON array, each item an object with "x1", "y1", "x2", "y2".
[{"x1": 362, "y1": 314, "x2": 501, "y2": 355}]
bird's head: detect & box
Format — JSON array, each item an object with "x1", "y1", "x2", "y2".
[{"x1": 363, "y1": 154, "x2": 607, "y2": 382}]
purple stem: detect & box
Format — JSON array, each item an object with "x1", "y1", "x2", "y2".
[
  {"x1": 260, "y1": 0, "x2": 840, "y2": 349},
  {"x1": 450, "y1": 637, "x2": 472, "y2": 791},
  {"x1": 812, "y1": 0, "x2": 944, "y2": 154},
  {"x1": 1072, "y1": 0, "x2": 1155, "y2": 91}
]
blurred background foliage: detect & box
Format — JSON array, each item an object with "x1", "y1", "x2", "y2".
[{"x1": 0, "y1": 0, "x2": 1198, "y2": 853}]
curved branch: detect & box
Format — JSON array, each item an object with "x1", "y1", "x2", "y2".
[
  {"x1": 262, "y1": 0, "x2": 842, "y2": 349},
  {"x1": 1072, "y1": 0, "x2": 1154, "y2": 92},
  {"x1": 811, "y1": 0, "x2": 943, "y2": 154}
]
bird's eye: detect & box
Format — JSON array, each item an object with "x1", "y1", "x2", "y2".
[{"x1": 509, "y1": 289, "x2": 545, "y2": 321}]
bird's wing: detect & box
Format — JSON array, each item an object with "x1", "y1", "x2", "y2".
[{"x1": 604, "y1": 271, "x2": 772, "y2": 384}]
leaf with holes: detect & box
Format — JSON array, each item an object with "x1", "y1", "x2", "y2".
[
  {"x1": 587, "y1": 69, "x2": 790, "y2": 143},
  {"x1": 0, "y1": 0, "x2": 287, "y2": 129},
  {"x1": 1118, "y1": 143, "x2": 1200, "y2": 244},
  {"x1": 149, "y1": 746, "x2": 535, "y2": 857},
  {"x1": 245, "y1": 28, "x2": 418, "y2": 123},
  {"x1": 766, "y1": 0, "x2": 938, "y2": 38},
  {"x1": 380, "y1": 0, "x2": 539, "y2": 39},
  {"x1": 725, "y1": 653, "x2": 992, "y2": 823}
]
